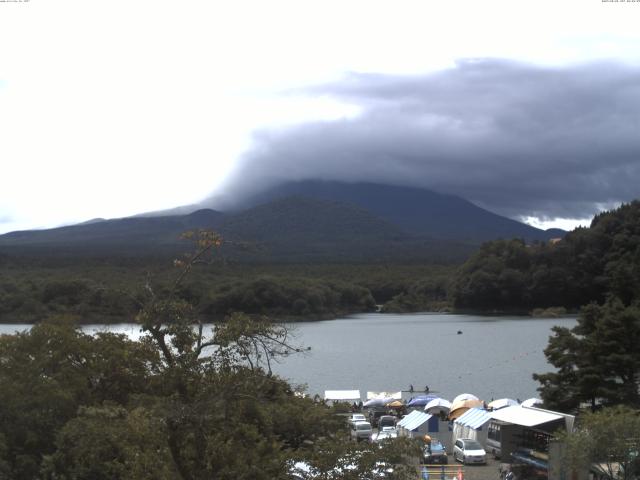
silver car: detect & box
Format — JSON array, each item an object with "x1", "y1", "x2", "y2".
[{"x1": 452, "y1": 438, "x2": 487, "y2": 465}]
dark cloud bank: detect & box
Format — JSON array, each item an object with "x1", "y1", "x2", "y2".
[{"x1": 215, "y1": 59, "x2": 640, "y2": 221}]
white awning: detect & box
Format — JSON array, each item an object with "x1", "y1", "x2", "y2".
[
  {"x1": 490, "y1": 405, "x2": 564, "y2": 427},
  {"x1": 520, "y1": 397, "x2": 543, "y2": 407},
  {"x1": 366, "y1": 391, "x2": 402, "y2": 400},
  {"x1": 397, "y1": 410, "x2": 432, "y2": 431},
  {"x1": 324, "y1": 390, "x2": 361, "y2": 401}
]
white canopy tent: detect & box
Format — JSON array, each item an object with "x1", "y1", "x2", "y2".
[
  {"x1": 520, "y1": 397, "x2": 543, "y2": 408},
  {"x1": 363, "y1": 391, "x2": 402, "y2": 407},
  {"x1": 324, "y1": 390, "x2": 361, "y2": 403},
  {"x1": 451, "y1": 393, "x2": 479, "y2": 403},
  {"x1": 424, "y1": 397, "x2": 451, "y2": 414},
  {"x1": 488, "y1": 398, "x2": 518, "y2": 410},
  {"x1": 366, "y1": 391, "x2": 402, "y2": 400}
]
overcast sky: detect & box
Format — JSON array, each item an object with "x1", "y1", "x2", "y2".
[{"x1": 1, "y1": 0, "x2": 640, "y2": 234}]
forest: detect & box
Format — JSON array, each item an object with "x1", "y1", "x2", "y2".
[
  {"x1": 0, "y1": 257, "x2": 455, "y2": 324},
  {"x1": 450, "y1": 200, "x2": 640, "y2": 312},
  {"x1": 3, "y1": 201, "x2": 640, "y2": 323},
  {"x1": 0, "y1": 234, "x2": 421, "y2": 480}
]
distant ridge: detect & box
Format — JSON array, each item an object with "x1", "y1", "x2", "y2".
[
  {"x1": 230, "y1": 180, "x2": 564, "y2": 243},
  {"x1": 211, "y1": 196, "x2": 472, "y2": 262},
  {"x1": 0, "y1": 209, "x2": 224, "y2": 254},
  {"x1": 132, "y1": 203, "x2": 201, "y2": 218},
  {"x1": 0, "y1": 181, "x2": 564, "y2": 261}
]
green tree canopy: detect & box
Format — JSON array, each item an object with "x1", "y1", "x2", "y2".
[
  {"x1": 0, "y1": 319, "x2": 157, "y2": 480},
  {"x1": 0, "y1": 231, "x2": 421, "y2": 479},
  {"x1": 450, "y1": 201, "x2": 640, "y2": 312},
  {"x1": 559, "y1": 406, "x2": 640, "y2": 480},
  {"x1": 534, "y1": 299, "x2": 640, "y2": 412}
]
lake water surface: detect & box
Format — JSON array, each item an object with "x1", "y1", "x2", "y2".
[{"x1": 0, "y1": 313, "x2": 576, "y2": 402}]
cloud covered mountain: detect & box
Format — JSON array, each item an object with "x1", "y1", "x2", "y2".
[
  {"x1": 0, "y1": 181, "x2": 563, "y2": 262},
  {"x1": 218, "y1": 180, "x2": 564, "y2": 243},
  {"x1": 215, "y1": 60, "x2": 640, "y2": 223}
]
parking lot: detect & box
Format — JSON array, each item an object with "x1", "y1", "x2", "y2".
[
  {"x1": 455, "y1": 457, "x2": 500, "y2": 480},
  {"x1": 417, "y1": 457, "x2": 501, "y2": 480},
  {"x1": 353, "y1": 413, "x2": 504, "y2": 480}
]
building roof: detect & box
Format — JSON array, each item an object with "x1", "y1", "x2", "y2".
[
  {"x1": 490, "y1": 405, "x2": 564, "y2": 427},
  {"x1": 397, "y1": 410, "x2": 432, "y2": 431},
  {"x1": 454, "y1": 407, "x2": 491, "y2": 430},
  {"x1": 324, "y1": 390, "x2": 361, "y2": 401}
]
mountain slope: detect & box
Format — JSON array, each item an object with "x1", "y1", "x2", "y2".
[
  {"x1": 230, "y1": 180, "x2": 563, "y2": 242},
  {"x1": 0, "y1": 181, "x2": 562, "y2": 262},
  {"x1": 214, "y1": 196, "x2": 474, "y2": 262},
  {"x1": 0, "y1": 197, "x2": 475, "y2": 262},
  {"x1": 219, "y1": 196, "x2": 403, "y2": 243},
  {"x1": 0, "y1": 209, "x2": 224, "y2": 254}
]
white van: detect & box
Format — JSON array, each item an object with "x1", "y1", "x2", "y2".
[{"x1": 350, "y1": 421, "x2": 372, "y2": 441}]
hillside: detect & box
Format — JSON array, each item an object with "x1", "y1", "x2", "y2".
[
  {"x1": 228, "y1": 180, "x2": 564, "y2": 243},
  {"x1": 0, "y1": 181, "x2": 563, "y2": 262},
  {"x1": 0, "y1": 209, "x2": 225, "y2": 255},
  {"x1": 449, "y1": 200, "x2": 640, "y2": 312},
  {"x1": 215, "y1": 196, "x2": 474, "y2": 262}
]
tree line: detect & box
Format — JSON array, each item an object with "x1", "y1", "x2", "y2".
[
  {"x1": 445, "y1": 201, "x2": 640, "y2": 412},
  {"x1": 450, "y1": 200, "x2": 640, "y2": 312},
  {"x1": 0, "y1": 260, "x2": 454, "y2": 324},
  {"x1": 449, "y1": 202, "x2": 640, "y2": 474}
]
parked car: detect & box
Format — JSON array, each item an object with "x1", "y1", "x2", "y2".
[
  {"x1": 350, "y1": 421, "x2": 373, "y2": 442},
  {"x1": 373, "y1": 427, "x2": 398, "y2": 443},
  {"x1": 367, "y1": 409, "x2": 387, "y2": 427},
  {"x1": 452, "y1": 438, "x2": 487, "y2": 465},
  {"x1": 423, "y1": 439, "x2": 448, "y2": 464},
  {"x1": 347, "y1": 413, "x2": 367, "y2": 425},
  {"x1": 377, "y1": 415, "x2": 396, "y2": 429}
]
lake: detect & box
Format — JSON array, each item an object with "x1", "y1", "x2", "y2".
[{"x1": 0, "y1": 313, "x2": 576, "y2": 402}]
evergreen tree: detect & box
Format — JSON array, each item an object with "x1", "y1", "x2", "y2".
[
  {"x1": 451, "y1": 201, "x2": 640, "y2": 312},
  {"x1": 534, "y1": 299, "x2": 640, "y2": 412}
]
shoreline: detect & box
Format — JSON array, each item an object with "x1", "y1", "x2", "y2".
[{"x1": 0, "y1": 306, "x2": 579, "y2": 326}]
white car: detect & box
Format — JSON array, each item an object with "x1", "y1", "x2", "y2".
[
  {"x1": 347, "y1": 413, "x2": 367, "y2": 425},
  {"x1": 452, "y1": 438, "x2": 487, "y2": 465},
  {"x1": 373, "y1": 427, "x2": 398, "y2": 443},
  {"x1": 350, "y1": 421, "x2": 373, "y2": 441}
]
